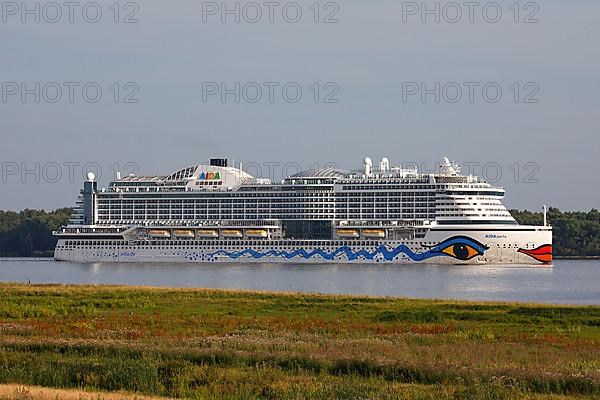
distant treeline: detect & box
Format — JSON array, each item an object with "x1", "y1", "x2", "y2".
[
  {"x1": 0, "y1": 207, "x2": 599, "y2": 258},
  {"x1": 0, "y1": 208, "x2": 72, "y2": 257}
]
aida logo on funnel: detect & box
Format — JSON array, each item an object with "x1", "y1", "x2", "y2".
[{"x1": 199, "y1": 172, "x2": 221, "y2": 180}]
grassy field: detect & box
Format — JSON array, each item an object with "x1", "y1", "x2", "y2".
[{"x1": 0, "y1": 284, "x2": 598, "y2": 399}]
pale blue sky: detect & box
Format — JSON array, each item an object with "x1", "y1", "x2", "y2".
[{"x1": 1, "y1": 0, "x2": 599, "y2": 211}]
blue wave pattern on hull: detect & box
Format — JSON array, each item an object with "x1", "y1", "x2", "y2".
[
  {"x1": 209, "y1": 245, "x2": 434, "y2": 262},
  {"x1": 206, "y1": 236, "x2": 489, "y2": 262}
]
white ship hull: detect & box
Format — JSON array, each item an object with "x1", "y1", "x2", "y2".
[{"x1": 54, "y1": 225, "x2": 552, "y2": 265}]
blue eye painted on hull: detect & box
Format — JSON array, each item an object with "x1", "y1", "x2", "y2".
[{"x1": 424, "y1": 236, "x2": 489, "y2": 261}]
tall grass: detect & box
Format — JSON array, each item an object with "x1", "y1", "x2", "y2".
[
  {"x1": 3, "y1": 344, "x2": 591, "y2": 399},
  {"x1": 0, "y1": 284, "x2": 598, "y2": 399}
]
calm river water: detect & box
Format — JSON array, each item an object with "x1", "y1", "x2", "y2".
[{"x1": 0, "y1": 259, "x2": 599, "y2": 305}]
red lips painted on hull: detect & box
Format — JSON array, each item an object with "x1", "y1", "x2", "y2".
[{"x1": 518, "y1": 245, "x2": 552, "y2": 263}]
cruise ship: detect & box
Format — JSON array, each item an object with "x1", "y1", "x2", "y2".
[{"x1": 54, "y1": 157, "x2": 552, "y2": 264}]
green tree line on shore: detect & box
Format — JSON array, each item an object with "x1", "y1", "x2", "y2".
[
  {"x1": 509, "y1": 208, "x2": 600, "y2": 257},
  {"x1": 0, "y1": 207, "x2": 598, "y2": 257},
  {"x1": 0, "y1": 208, "x2": 72, "y2": 257}
]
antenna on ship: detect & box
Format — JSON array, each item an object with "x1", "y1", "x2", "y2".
[{"x1": 543, "y1": 205, "x2": 547, "y2": 227}]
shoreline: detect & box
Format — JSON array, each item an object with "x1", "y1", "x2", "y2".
[{"x1": 1, "y1": 282, "x2": 599, "y2": 307}]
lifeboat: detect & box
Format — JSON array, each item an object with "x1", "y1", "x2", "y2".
[
  {"x1": 148, "y1": 229, "x2": 170, "y2": 238},
  {"x1": 246, "y1": 229, "x2": 268, "y2": 238},
  {"x1": 173, "y1": 229, "x2": 195, "y2": 238},
  {"x1": 336, "y1": 229, "x2": 359, "y2": 238},
  {"x1": 362, "y1": 229, "x2": 386, "y2": 238},
  {"x1": 221, "y1": 229, "x2": 243, "y2": 238},
  {"x1": 196, "y1": 229, "x2": 218, "y2": 238}
]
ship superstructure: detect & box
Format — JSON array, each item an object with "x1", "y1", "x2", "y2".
[{"x1": 54, "y1": 157, "x2": 552, "y2": 264}]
